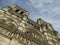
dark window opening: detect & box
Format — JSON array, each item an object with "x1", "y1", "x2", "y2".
[
  {"x1": 15, "y1": 9, "x2": 19, "y2": 12},
  {"x1": 20, "y1": 11, "x2": 24, "y2": 14}
]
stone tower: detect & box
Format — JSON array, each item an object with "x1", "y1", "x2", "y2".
[
  {"x1": 0, "y1": 5, "x2": 59, "y2": 45},
  {"x1": 37, "y1": 18, "x2": 59, "y2": 45},
  {"x1": 0, "y1": 5, "x2": 47, "y2": 45}
]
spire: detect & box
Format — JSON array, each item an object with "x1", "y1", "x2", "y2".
[{"x1": 37, "y1": 18, "x2": 45, "y2": 25}]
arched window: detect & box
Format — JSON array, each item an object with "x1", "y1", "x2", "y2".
[
  {"x1": 0, "y1": 19, "x2": 6, "y2": 27},
  {"x1": 7, "y1": 23, "x2": 17, "y2": 34},
  {"x1": 0, "y1": 19, "x2": 6, "y2": 24}
]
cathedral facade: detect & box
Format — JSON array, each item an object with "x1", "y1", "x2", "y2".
[{"x1": 0, "y1": 5, "x2": 59, "y2": 45}]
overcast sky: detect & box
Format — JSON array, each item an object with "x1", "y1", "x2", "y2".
[{"x1": 0, "y1": 0, "x2": 60, "y2": 34}]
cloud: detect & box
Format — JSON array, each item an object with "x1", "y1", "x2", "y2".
[
  {"x1": 30, "y1": 0, "x2": 54, "y2": 8},
  {"x1": 29, "y1": 0, "x2": 60, "y2": 33},
  {"x1": 0, "y1": 0, "x2": 18, "y2": 8}
]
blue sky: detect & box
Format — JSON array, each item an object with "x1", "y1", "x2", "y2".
[{"x1": 0, "y1": 0, "x2": 60, "y2": 34}]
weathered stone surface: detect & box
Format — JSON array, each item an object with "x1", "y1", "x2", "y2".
[
  {"x1": 0, "y1": 34, "x2": 10, "y2": 45},
  {"x1": 0, "y1": 5, "x2": 59, "y2": 45}
]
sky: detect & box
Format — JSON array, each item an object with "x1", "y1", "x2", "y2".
[{"x1": 0, "y1": 0, "x2": 60, "y2": 34}]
